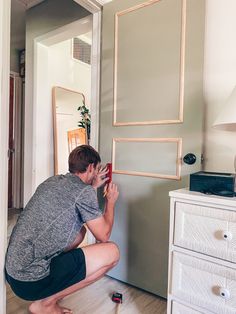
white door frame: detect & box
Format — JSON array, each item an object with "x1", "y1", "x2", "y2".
[
  {"x1": 10, "y1": 72, "x2": 23, "y2": 209},
  {"x1": 74, "y1": 0, "x2": 103, "y2": 152},
  {"x1": 0, "y1": 1, "x2": 102, "y2": 313},
  {"x1": 0, "y1": 0, "x2": 11, "y2": 312}
]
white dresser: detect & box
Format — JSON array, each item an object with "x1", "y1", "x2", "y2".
[{"x1": 167, "y1": 189, "x2": 236, "y2": 314}]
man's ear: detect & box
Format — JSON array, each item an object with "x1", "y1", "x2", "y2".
[{"x1": 87, "y1": 163, "x2": 94, "y2": 172}]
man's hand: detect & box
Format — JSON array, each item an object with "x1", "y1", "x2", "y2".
[
  {"x1": 92, "y1": 165, "x2": 109, "y2": 189},
  {"x1": 86, "y1": 181, "x2": 119, "y2": 242},
  {"x1": 105, "y1": 182, "x2": 119, "y2": 204}
]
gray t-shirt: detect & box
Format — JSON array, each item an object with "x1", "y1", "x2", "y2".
[{"x1": 5, "y1": 173, "x2": 102, "y2": 281}]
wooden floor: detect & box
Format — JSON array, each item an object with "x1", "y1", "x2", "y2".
[{"x1": 7, "y1": 276, "x2": 167, "y2": 314}]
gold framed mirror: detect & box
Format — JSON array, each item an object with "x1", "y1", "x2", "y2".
[{"x1": 52, "y1": 86, "x2": 87, "y2": 175}]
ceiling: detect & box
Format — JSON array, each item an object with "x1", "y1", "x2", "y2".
[
  {"x1": 17, "y1": 0, "x2": 45, "y2": 9},
  {"x1": 11, "y1": 0, "x2": 26, "y2": 50},
  {"x1": 17, "y1": 0, "x2": 112, "y2": 9},
  {"x1": 11, "y1": 0, "x2": 112, "y2": 52}
]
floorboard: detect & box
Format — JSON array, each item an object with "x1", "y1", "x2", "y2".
[{"x1": 7, "y1": 276, "x2": 167, "y2": 314}]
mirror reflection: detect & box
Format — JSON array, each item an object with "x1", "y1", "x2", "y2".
[{"x1": 52, "y1": 86, "x2": 87, "y2": 175}]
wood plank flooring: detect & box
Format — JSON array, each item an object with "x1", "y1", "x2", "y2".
[{"x1": 7, "y1": 276, "x2": 167, "y2": 314}]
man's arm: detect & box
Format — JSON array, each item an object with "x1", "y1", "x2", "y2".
[{"x1": 86, "y1": 182, "x2": 119, "y2": 242}]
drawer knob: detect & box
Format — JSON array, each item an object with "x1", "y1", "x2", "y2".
[
  {"x1": 223, "y1": 231, "x2": 233, "y2": 241},
  {"x1": 219, "y1": 288, "x2": 230, "y2": 300}
]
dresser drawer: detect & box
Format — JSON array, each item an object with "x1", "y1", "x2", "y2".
[
  {"x1": 171, "y1": 252, "x2": 236, "y2": 314},
  {"x1": 174, "y1": 202, "x2": 236, "y2": 262},
  {"x1": 172, "y1": 301, "x2": 205, "y2": 314}
]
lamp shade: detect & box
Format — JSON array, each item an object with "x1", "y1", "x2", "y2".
[{"x1": 213, "y1": 85, "x2": 236, "y2": 131}]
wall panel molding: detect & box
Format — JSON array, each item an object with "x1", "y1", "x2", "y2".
[
  {"x1": 113, "y1": 0, "x2": 186, "y2": 126},
  {"x1": 112, "y1": 137, "x2": 182, "y2": 179}
]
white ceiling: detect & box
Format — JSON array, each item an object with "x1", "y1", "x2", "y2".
[
  {"x1": 10, "y1": 1, "x2": 47, "y2": 51},
  {"x1": 11, "y1": 0, "x2": 111, "y2": 51},
  {"x1": 16, "y1": 0, "x2": 45, "y2": 9},
  {"x1": 17, "y1": 0, "x2": 112, "y2": 9}
]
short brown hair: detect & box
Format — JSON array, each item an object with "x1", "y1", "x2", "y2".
[{"x1": 68, "y1": 145, "x2": 101, "y2": 173}]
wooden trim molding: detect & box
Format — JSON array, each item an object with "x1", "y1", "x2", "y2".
[
  {"x1": 112, "y1": 137, "x2": 183, "y2": 180},
  {"x1": 113, "y1": 0, "x2": 186, "y2": 126}
]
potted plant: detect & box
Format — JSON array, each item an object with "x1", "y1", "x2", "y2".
[{"x1": 77, "y1": 100, "x2": 91, "y2": 144}]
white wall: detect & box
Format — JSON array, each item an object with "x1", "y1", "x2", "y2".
[
  {"x1": 49, "y1": 40, "x2": 91, "y2": 105},
  {"x1": 46, "y1": 39, "x2": 91, "y2": 178},
  {"x1": 24, "y1": 0, "x2": 90, "y2": 204},
  {"x1": 33, "y1": 22, "x2": 92, "y2": 188},
  {"x1": 203, "y1": 0, "x2": 236, "y2": 173},
  {"x1": 49, "y1": 38, "x2": 92, "y2": 176}
]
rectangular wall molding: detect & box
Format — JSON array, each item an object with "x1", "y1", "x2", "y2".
[{"x1": 112, "y1": 137, "x2": 182, "y2": 179}]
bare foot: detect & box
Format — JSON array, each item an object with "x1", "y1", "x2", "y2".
[{"x1": 29, "y1": 300, "x2": 73, "y2": 314}]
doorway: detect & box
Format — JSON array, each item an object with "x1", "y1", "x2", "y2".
[
  {"x1": 8, "y1": 73, "x2": 24, "y2": 210},
  {"x1": 2, "y1": 1, "x2": 102, "y2": 313},
  {"x1": 33, "y1": 16, "x2": 93, "y2": 188}
]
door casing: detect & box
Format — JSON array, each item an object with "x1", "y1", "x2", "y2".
[
  {"x1": 0, "y1": 0, "x2": 11, "y2": 312},
  {"x1": 0, "y1": 1, "x2": 102, "y2": 313}
]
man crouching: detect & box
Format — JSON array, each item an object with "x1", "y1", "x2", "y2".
[{"x1": 5, "y1": 145, "x2": 119, "y2": 314}]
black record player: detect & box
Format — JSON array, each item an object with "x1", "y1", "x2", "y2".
[{"x1": 190, "y1": 171, "x2": 236, "y2": 197}]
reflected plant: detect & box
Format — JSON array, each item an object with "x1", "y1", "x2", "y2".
[{"x1": 78, "y1": 99, "x2": 91, "y2": 142}]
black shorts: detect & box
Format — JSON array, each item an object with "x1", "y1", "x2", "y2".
[{"x1": 5, "y1": 248, "x2": 86, "y2": 301}]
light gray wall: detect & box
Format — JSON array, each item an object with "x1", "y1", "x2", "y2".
[
  {"x1": 24, "y1": 0, "x2": 90, "y2": 204},
  {"x1": 101, "y1": 0, "x2": 236, "y2": 173},
  {"x1": 100, "y1": 0, "x2": 205, "y2": 298},
  {"x1": 10, "y1": 0, "x2": 26, "y2": 72},
  {"x1": 10, "y1": 49, "x2": 20, "y2": 73}
]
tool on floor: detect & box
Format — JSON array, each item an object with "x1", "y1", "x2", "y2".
[{"x1": 112, "y1": 292, "x2": 123, "y2": 314}]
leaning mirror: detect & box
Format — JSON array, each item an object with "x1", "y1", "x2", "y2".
[{"x1": 52, "y1": 86, "x2": 87, "y2": 174}]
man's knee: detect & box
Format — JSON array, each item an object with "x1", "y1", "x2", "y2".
[{"x1": 107, "y1": 241, "x2": 120, "y2": 265}]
